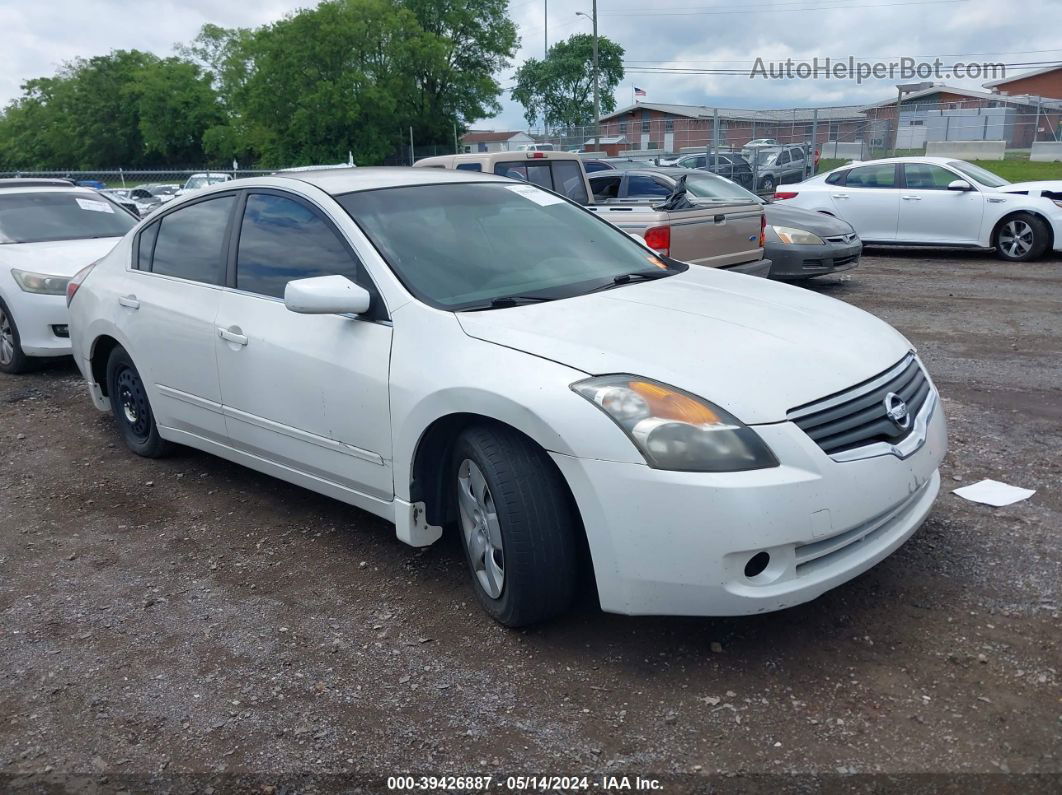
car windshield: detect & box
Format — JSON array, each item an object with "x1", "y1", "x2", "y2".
[
  {"x1": 682, "y1": 173, "x2": 760, "y2": 202},
  {"x1": 0, "y1": 192, "x2": 136, "y2": 244},
  {"x1": 338, "y1": 182, "x2": 683, "y2": 310},
  {"x1": 148, "y1": 185, "x2": 178, "y2": 195},
  {"x1": 947, "y1": 161, "x2": 1009, "y2": 188}
]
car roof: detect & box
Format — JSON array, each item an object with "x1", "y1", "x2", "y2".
[
  {"x1": 0, "y1": 178, "x2": 77, "y2": 190},
  {"x1": 828, "y1": 156, "x2": 968, "y2": 169},
  {"x1": 273, "y1": 166, "x2": 513, "y2": 195},
  {"x1": 588, "y1": 167, "x2": 721, "y2": 179}
]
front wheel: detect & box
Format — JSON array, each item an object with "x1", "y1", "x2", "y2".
[
  {"x1": 995, "y1": 213, "x2": 1049, "y2": 262},
  {"x1": 106, "y1": 347, "x2": 171, "y2": 458},
  {"x1": 0, "y1": 299, "x2": 32, "y2": 375},
  {"x1": 452, "y1": 424, "x2": 579, "y2": 627}
]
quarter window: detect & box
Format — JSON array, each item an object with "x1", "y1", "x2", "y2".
[
  {"x1": 136, "y1": 221, "x2": 159, "y2": 271},
  {"x1": 844, "y1": 164, "x2": 897, "y2": 189},
  {"x1": 236, "y1": 193, "x2": 359, "y2": 299},
  {"x1": 151, "y1": 195, "x2": 234, "y2": 284}
]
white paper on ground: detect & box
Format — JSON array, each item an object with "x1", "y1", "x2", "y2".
[{"x1": 952, "y1": 479, "x2": 1036, "y2": 507}]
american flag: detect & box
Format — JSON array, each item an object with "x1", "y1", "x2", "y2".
[{"x1": 634, "y1": 86, "x2": 647, "y2": 97}]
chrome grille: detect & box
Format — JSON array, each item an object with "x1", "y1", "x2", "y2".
[{"x1": 788, "y1": 355, "x2": 931, "y2": 456}]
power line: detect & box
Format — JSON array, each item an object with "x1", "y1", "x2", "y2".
[
  {"x1": 621, "y1": 48, "x2": 1062, "y2": 65},
  {"x1": 602, "y1": 0, "x2": 967, "y2": 17}
]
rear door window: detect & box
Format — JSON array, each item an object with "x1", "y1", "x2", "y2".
[
  {"x1": 903, "y1": 163, "x2": 958, "y2": 190},
  {"x1": 590, "y1": 175, "x2": 622, "y2": 199},
  {"x1": 845, "y1": 164, "x2": 898, "y2": 189},
  {"x1": 624, "y1": 175, "x2": 672, "y2": 198},
  {"x1": 150, "y1": 195, "x2": 234, "y2": 284}
]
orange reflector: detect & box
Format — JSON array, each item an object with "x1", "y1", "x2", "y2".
[{"x1": 628, "y1": 381, "x2": 721, "y2": 425}]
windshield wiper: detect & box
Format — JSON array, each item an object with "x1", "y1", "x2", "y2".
[
  {"x1": 586, "y1": 269, "x2": 674, "y2": 294},
  {"x1": 461, "y1": 294, "x2": 560, "y2": 311}
]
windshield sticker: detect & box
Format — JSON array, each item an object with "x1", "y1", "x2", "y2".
[
  {"x1": 76, "y1": 198, "x2": 115, "y2": 213},
  {"x1": 505, "y1": 184, "x2": 566, "y2": 207}
]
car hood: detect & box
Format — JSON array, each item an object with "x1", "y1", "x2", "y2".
[
  {"x1": 764, "y1": 203, "x2": 856, "y2": 236},
  {"x1": 0, "y1": 237, "x2": 123, "y2": 277},
  {"x1": 457, "y1": 267, "x2": 910, "y2": 424}
]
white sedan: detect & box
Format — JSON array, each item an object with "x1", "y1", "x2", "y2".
[
  {"x1": 0, "y1": 179, "x2": 136, "y2": 373},
  {"x1": 67, "y1": 168, "x2": 946, "y2": 626},
  {"x1": 775, "y1": 156, "x2": 1062, "y2": 261}
]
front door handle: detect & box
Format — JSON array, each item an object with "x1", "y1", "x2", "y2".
[
  {"x1": 218, "y1": 327, "x2": 248, "y2": 346},
  {"x1": 830, "y1": 194, "x2": 849, "y2": 199},
  {"x1": 118, "y1": 295, "x2": 140, "y2": 310},
  {"x1": 901, "y1": 195, "x2": 923, "y2": 201}
]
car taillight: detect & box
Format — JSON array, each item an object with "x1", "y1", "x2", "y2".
[
  {"x1": 529, "y1": 151, "x2": 546, "y2": 158},
  {"x1": 643, "y1": 225, "x2": 671, "y2": 256},
  {"x1": 759, "y1": 214, "x2": 766, "y2": 248},
  {"x1": 773, "y1": 191, "x2": 799, "y2": 200},
  {"x1": 66, "y1": 262, "x2": 97, "y2": 306}
]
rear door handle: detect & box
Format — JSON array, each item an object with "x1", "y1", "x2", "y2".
[
  {"x1": 830, "y1": 194, "x2": 849, "y2": 199},
  {"x1": 218, "y1": 327, "x2": 248, "y2": 346},
  {"x1": 901, "y1": 195, "x2": 923, "y2": 201},
  {"x1": 118, "y1": 295, "x2": 140, "y2": 310}
]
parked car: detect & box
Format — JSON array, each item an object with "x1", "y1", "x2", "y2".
[
  {"x1": 74, "y1": 179, "x2": 106, "y2": 190},
  {"x1": 582, "y1": 157, "x2": 658, "y2": 173},
  {"x1": 0, "y1": 178, "x2": 136, "y2": 373},
  {"x1": 593, "y1": 169, "x2": 860, "y2": 280},
  {"x1": 98, "y1": 189, "x2": 141, "y2": 217},
  {"x1": 141, "y1": 184, "x2": 181, "y2": 204},
  {"x1": 749, "y1": 145, "x2": 810, "y2": 192},
  {"x1": 67, "y1": 167, "x2": 946, "y2": 626},
  {"x1": 177, "y1": 172, "x2": 233, "y2": 196},
  {"x1": 745, "y1": 138, "x2": 780, "y2": 148},
  {"x1": 517, "y1": 143, "x2": 555, "y2": 152},
  {"x1": 415, "y1": 151, "x2": 591, "y2": 204},
  {"x1": 667, "y1": 152, "x2": 755, "y2": 189},
  {"x1": 776, "y1": 157, "x2": 1062, "y2": 262}
]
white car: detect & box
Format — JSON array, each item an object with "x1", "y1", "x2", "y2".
[
  {"x1": 775, "y1": 157, "x2": 1062, "y2": 261},
  {"x1": 0, "y1": 179, "x2": 136, "y2": 373},
  {"x1": 177, "y1": 172, "x2": 233, "y2": 196},
  {"x1": 67, "y1": 168, "x2": 946, "y2": 626}
]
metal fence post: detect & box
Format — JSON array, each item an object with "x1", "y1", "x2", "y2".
[{"x1": 809, "y1": 108, "x2": 818, "y2": 178}]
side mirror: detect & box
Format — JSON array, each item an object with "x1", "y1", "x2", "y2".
[
  {"x1": 285, "y1": 275, "x2": 371, "y2": 316},
  {"x1": 947, "y1": 179, "x2": 973, "y2": 192}
]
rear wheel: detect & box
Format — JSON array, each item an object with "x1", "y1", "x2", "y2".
[
  {"x1": 760, "y1": 175, "x2": 775, "y2": 193},
  {"x1": 995, "y1": 213, "x2": 1049, "y2": 262},
  {"x1": 0, "y1": 299, "x2": 32, "y2": 375},
  {"x1": 452, "y1": 424, "x2": 579, "y2": 627},
  {"x1": 106, "y1": 347, "x2": 171, "y2": 458}
]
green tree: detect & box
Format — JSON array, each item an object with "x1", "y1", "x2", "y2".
[
  {"x1": 130, "y1": 58, "x2": 224, "y2": 163},
  {"x1": 512, "y1": 34, "x2": 625, "y2": 130}
]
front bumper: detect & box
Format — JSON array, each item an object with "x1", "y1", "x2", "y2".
[
  {"x1": 551, "y1": 391, "x2": 947, "y2": 617},
  {"x1": 723, "y1": 258, "x2": 772, "y2": 278},
  {"x1": 766, "y1": 239, "x2": 862, "y2": 280},
  {"x1": 2, "y1": 291, "x2": 72, "y2": 357}
]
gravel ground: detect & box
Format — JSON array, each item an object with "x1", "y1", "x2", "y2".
[{"x1": 1, "y1": 250, "x2": 1060, "y2": 792}]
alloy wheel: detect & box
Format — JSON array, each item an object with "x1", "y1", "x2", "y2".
[
  {"x1": 999, "y1": 219, "x2": 1034, "y2": 258},
  {"x1": 0, "y1": 308, "x2": 13, "y2": 367},
  {"x1": 457, "y1": 458, "x2": 505, "y2": 599}
]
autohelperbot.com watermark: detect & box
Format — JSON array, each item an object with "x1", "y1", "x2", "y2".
[{"x1": 750, "y1": 56, "x2": 1005, "y2": 84}]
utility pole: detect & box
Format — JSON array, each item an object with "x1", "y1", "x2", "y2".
[
  {"x1": 544, "y1": 0, "x2": 548, "y2": 57},
  {"x1": 576, "y1": 4, "x2": 600, "y2": 150}
]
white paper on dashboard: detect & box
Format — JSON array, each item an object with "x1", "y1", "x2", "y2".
[
  {"x1": 76, "y1": 198, "x2": 115, "y2": 213},
  {"x1": 505, "y1": 184, "x2": 565, "y2": 206},
  {"x1": 952, "y1": 479, "x2": 1036, "y2": 507}
]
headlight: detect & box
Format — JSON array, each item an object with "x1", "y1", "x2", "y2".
[
  {"x1": 11, "y1": 269, "x2": 70, "y2": 295},
  {"x1": 771, "y1": 225, "x2": 825, "y2": 246},
  {"x1": 571, "y1": 375, "x2": 778, "y2": 472}
]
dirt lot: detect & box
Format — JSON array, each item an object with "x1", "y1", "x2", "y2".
[{"x1": 1, "y1": 250, "x2": 1060, "y2": 792}]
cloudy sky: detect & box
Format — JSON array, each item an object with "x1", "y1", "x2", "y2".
[{"x1": 2, "y1": 0, "x2": 1060, "y2": 131}]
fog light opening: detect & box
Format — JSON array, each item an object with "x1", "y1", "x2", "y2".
[{"x1": 744, "y1": 551, "x2": 771, "y2": 579}]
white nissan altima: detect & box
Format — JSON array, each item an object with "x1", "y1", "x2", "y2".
[{"x1": 67, "y1": 167, "x2": 947, "y2": 626}]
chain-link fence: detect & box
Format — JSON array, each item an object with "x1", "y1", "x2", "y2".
[
  {"x1": 0, "y1": 169, "x2": 282, "y2": 189},
  {"x1": 500, "y1": 95, "x2": 1062, "y2": 192}
]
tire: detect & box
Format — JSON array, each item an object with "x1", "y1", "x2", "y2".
[
  {"x1": 452, "y1": 423, "x2": 579, "y2": 627},
  {"x1": 760, "y1": 175, "x2": 775, "y2": 193},
  {"x1": 0, "y1": 298, "x2": 32, "y2": 375},
  {"x1": 105, "y1": 346, "x2": 171, "y2": 458},
  {"x1": 995, "y1": 213, "x2": 1049, "y2": 262}
]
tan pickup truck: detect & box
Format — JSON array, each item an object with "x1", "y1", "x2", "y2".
[{"x1": 413, "y1": 152, "x2": 770, "y2": 276}]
